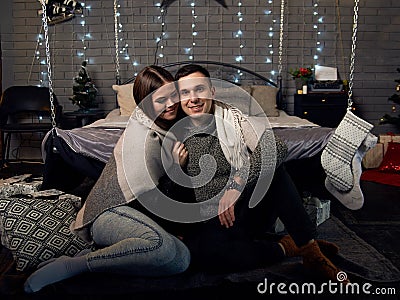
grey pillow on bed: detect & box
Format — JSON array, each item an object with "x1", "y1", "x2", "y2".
[
  {"x1": 250, "y1": 85, "x2": 280, "y2": 117},
  {"x1": 112, "y1": 83, "x2": 137, "y2": 116},
  {"x1": 214, "y1": 85, "x2": 253, "y2": 115},
  {"x1": 213, "y1": 85, "x2": 280, "y2": 117}
]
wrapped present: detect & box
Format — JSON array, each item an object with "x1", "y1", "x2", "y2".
[
  {"x1": 274, "y1": 196, "x2": 330, "y2": 233},
  {"x1": 0, "y1": 174, "x2": 42, "y2": 197},
  {"x1": 0, "y1": 176, "x2": 82, "y2": 210},
  {"x1": 379, "y1": 134, "x2": 400, "y2": 155},
  {"x1": 303, "y1": 196, "x2": 330, "y2": 226},
  {"x1": 362, "y1": 143, "x2": 384, "y2": 169}
]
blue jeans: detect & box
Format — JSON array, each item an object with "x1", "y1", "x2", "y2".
[{"x1": 87, "y1": 205, "x2": 190, "y2": 276}]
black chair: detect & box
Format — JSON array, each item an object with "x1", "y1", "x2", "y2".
[{"x1": 0, "y1": 86, "x2": 62, "y2": 167}]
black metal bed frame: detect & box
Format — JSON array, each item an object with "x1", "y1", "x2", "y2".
[{"x1": 115, "y1": 60, "x2": 284, "y2": 110}]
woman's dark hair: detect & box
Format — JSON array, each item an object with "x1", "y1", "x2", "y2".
[{"x1": 132, "y1": 65, "x2": 176, "y2": 129}]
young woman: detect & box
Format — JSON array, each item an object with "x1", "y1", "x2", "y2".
[
  {"x1": 174, "y1": 64, "x2": 345, "y2": 283},
  {"x1": 24, "y1": 66, "x2": 191, "y2": 293}
]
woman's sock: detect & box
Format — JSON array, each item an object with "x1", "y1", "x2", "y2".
[{"x1": 24, "y1": 255, "x2": 89, "y2": 293}]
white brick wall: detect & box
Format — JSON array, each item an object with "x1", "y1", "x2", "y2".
[{"x1": 1, "y1": 0, "x2": 400, "y2": 133}]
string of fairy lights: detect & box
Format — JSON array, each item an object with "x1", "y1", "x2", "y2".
[
  {"x1": 235, "y1": 1, "x2": 244, "y2": 64},
  {"x1": 77, "y1": 1, "x2": 88, "y2": 59},
  {"x1": 33, "y1": 1, "x2": 327, "y2": 83},
  {"x1": 264, "y1": 0, "x2": 276, "y2": 77},
  {"x1": 114, "y1": 1, "x2": 139, "y2": 71},
  {"x1": 186, "y1": 1, "x2": 198, "y2": 60},
  {"x1": 155, "y1": 2, "x2": 167, "y2": 64},
  {"x1": 313, "y1": 0, "x2": 323, "y2": 65}
]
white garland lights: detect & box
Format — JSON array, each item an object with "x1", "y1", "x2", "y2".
[
  {"x1": 77, "y1": 1, "x2": 87, "y2": 59},
  {"x1": 264, "y1": 0, "x2": 276, "y2": 76},
  {"x1": 235, "y1": 1, "x2": 244, "y2": 63},
  {"x1": 155, "y1": 2, "x2": 167, "y2": 64},
  {"x1": 313, "y1": 0, "x2": 323, "y2": 65},
  {"x1": 187, "y1": 1, "x2": 198, "y2": 60},
  {"x1": 32, "y1": 1, "x2": 329, "y2": 84},
  {"x1": 234, "y1": 1, "x2": 244, "y2": 83},
  {"x1": 36, "y1": 31, "x2": 47, "y2": 85},
  {"x1": 114, "y1": 0, "x2": 138, "y2": 75}
]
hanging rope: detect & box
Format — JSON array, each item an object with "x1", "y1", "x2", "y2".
[
  {"x1": 39, "y1": 0, "x2": 56, "y2": 129},
  {"x1": 113, "y1": 0, "x2": 121, "y2": 82},
  {"x1": 277, "y1": 0, "x2": 285, "y2": 77},
  {"x1": 347, "y1": 0, "x2": 359, "y2": 109}
]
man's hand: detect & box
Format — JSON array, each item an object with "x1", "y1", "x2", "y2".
[
  {"x1": 172, "y1": 141, "x2": 188, "y2": 167},
  {"x1": 218, "y1": 188, "x2": 241, "y2": 228}
]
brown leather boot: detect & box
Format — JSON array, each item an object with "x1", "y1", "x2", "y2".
[{"x1": 279, "y1": 235, "x2": 339, "y2": 258}]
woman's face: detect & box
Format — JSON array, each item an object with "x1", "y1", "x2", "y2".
[{"x1": 151, "y1": 82, "x2": 180, "y2": 121}]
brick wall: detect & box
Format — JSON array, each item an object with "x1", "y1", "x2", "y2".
[{"x1": 1, "y1": 0, "x2": 400, "y2": 134}]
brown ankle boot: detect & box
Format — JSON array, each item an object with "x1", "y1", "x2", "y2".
[
  {"x1": 279, "y1": 235, "x2": 340, "y2": 258},
  {"x1": 300, "y1": 240, "x2": 348, "y2": 283}
]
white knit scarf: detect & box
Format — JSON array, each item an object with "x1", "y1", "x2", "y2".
[{"x1": 214, "y1": 102, "x2": 249, "y2": 170}]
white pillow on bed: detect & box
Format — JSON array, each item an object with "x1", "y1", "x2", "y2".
[{"x1": 112, "y1": 83, "x2": 137, "y2": 116}]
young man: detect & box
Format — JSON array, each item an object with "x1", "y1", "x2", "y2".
[{"x1": 174, "y1": 64, "x2": 345, "y2": 283}]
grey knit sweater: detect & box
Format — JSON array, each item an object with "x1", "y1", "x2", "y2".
[{"x1": 182, "y1": 117, "x2": 287, "y2": 203}]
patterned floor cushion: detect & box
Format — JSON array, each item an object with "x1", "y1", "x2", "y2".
[{"x1": 0, "y1": 193, "x2": 90, "y2": 272}]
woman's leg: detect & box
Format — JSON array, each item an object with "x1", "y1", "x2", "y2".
[
  {"x1": 88, "y1": 205, "x2": 190, "y2": 276},
  {"x1": 24, "y1": 205, "x2": 190, "y2": 293}
]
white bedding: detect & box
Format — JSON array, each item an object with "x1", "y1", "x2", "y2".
[
  {"x1": 268, "y1": 110, "x2": 320, "y2": 128},
  {"x1": 85, "y1": 109, "x2": 320, "y2": 130}
]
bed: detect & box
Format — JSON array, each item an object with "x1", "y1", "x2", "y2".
[{"x1": 40, "y1": 60, "x2": 335, "y2": 198}]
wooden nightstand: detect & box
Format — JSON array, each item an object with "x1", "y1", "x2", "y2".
[{"x1": 294, "y1": 92, "x2": 348, "y2": 127}]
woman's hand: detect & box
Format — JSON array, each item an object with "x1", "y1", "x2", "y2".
[
  {"x1": 172, "y1": 141, "x2": 188, "y2": 167},
  {"x1": 218, "y1": 188, "x2": 241, "y2": 228}
]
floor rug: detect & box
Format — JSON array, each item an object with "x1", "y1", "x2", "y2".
[
  {"x1": 1, "y1": 216, "x2": 399, "y2": 298},
  {"x1": 361, "y1": 169, "x2": 400, "y2": 187}
]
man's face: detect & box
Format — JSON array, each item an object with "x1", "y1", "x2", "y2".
[{"x1": 177, "y1": 72, "x2": 214, "y2": 117}]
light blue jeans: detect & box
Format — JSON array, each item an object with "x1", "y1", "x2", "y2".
[{"x1": 87, "y1": 205, "x2": 190, "y2": 276}]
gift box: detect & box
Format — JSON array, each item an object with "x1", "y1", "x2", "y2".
[
  {"x1": 362, "y1": 143, "x2": 384, "y2": 169},
  {"x1": 274, "y1": 197, "x2": 330, "y2": 233},
  {"x1": 379, "y1": 134, "x2": 400, "y2": 155},
  {"x1": 303, "y1": 197, "x2": 331, "y2": 226},
  {"x1": 0, "y1": 174, "x2": 42, "y2": 197}
]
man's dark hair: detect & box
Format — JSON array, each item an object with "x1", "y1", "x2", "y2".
[{"x1": 174, "y1": 64, "x2": 211, "y2": 81}]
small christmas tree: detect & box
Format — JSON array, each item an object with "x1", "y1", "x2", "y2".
[
  {"x1": 70, "y1": 61, "x2": 98, "y2": 111},
  {"x1": 380, "y1": 68, "x2": 400, "y2": 128}
]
